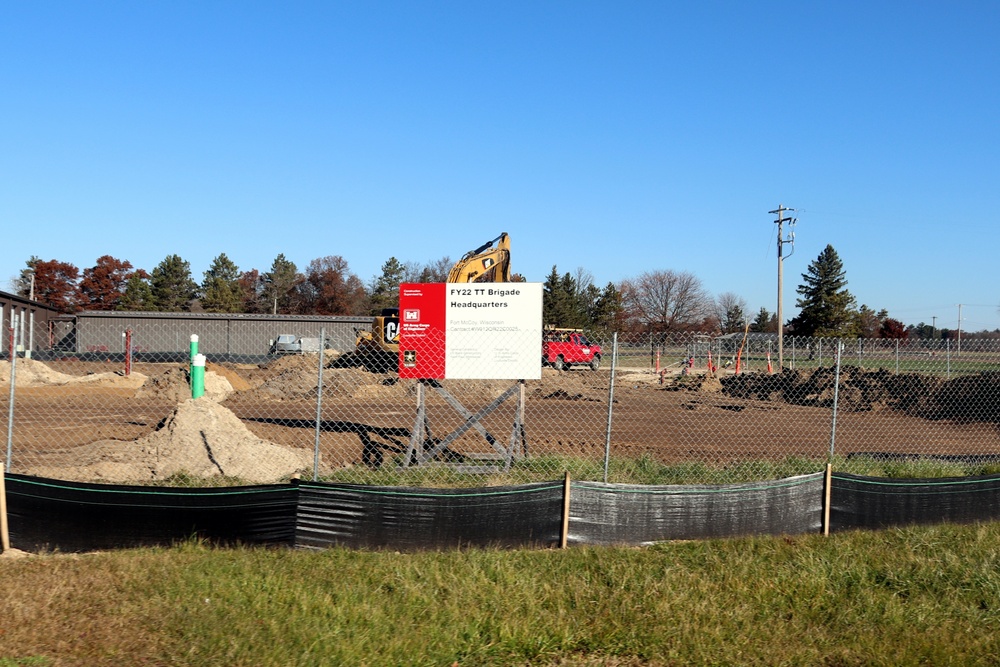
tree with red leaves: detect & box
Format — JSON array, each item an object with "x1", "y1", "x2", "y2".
[
  {"x1": 22, "y1": 258, "x2": 81, "y2": 312},
  {"x1": 296, "y1": 255, "x2": 368, "y2": 315},
  {"x1": 879, "y1": 318, "x2": 908, "y2": 339},
  {"x1": 79, "y1": 255, "x2": 140, "y2": 310}
]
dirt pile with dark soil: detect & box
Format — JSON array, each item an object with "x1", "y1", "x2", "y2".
[{"x1": 718, "y1": 366, "x2": 1000, "y2": 423}]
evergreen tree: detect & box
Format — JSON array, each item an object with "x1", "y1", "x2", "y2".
[
  {"x1": 789, "y1": 245, "x2": 857, "y2": 337},
  {"x1": 200, "y1": 253, "x2": 242, "y2": 313},
  {"x1": 589, "y1": 282, "x2": 625, "y2": 332},
  {"x1": 262, "y1": 254, "x2": 299, "y2": 314},
  {"x1": 750, "y1": 307, "x2": 775, "y2": 333},
  {"x1": 118, "y1": 272, "x2": 155, "y2": 311},
  {"x1": 543, "y1": 266, "x2": 586, "y2": 328},
  {"x1": 369, "y1": 257, "x2": 406, "y2": 314},
  {"x1": 150, "y1": 254, "x2": 197, "y2": 312}
]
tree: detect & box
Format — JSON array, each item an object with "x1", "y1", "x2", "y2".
[
  {"x1": 369, "y1": 257, "x2": 406, "y2": 314},
  {"x1": 118, "y1": 272, "x2": 155, "y2": 311},
  {"x1": 715, "y1": 292, "x2": 748, "y2": 334},
  {"x1": 855, "y1": 305, "x2": 888, "y2": 338},
  {"x1": 620, "y1": 269, "x2": 711, "y2": 333},
  {"x1": 589, "y1": 282, "x2": 625, "y2": 332},
  {"x1": 262, "y1": 254, "x2": 300, "y2": 314},
  {"x1": 200, "y1": 253, "x2": 242, "y2": 313},
  {"x1": 237, "y1": 269, "x2": 265, "y2": 313},
  {"x1": 879, "y1": 318, "x2": 908, "y2": 339},
  {"x1": 12, "y1": 256, "x2": 41, "y2": 297},
  {"x1": 22, "y1": 258, "x2": 80, "y2": 312},
  {"x1": 296, "y1": 255, "x2": 368, "y2": 315},
  {"x1": 542, "y1": 266, "x2": 587, "y2": 328},
  {"x1": 150, "y1": 255, "x2": 197, "y2": 312},
  {"x1": 750, "y1": 307, "x2": 777, "y2": 333},
  {"x1": 79, "y1": 255, "x2": 138, "y2": 311},
  {"x1": 788, "y1": 245, "x2": 857, "y2": 337}
]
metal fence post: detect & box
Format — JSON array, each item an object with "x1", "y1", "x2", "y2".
[
  {"x1": 829, "y1": 339, "x2": 843, "y2": 459},
  {"x1": 603, "y1": 333, "x2": 618, "y2": 484},
  {"x1": 313, "y1": 327, "x2": 326, "y2": 481}
]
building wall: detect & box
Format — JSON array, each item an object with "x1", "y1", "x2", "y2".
[
  {"x1": 0, "y1": 291, "x2": 64, "y2": 356},
  {"x1": 72, "y1": 312, "x2": 373, "y2": 358}
]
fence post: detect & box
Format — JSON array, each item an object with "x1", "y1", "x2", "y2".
[
  {"x1": 124, "y1": 328, "x2": 133, "y2": 377},
  {"x1": 603, "y1": 333, "x2": 618, "y2": 483},
  {"x1": 313, "y1": 327, "x2": 326, "y2": 481},
  {"x1": 5, "y1": 327, "x2": 16, "y2": 472},
  {"x1": 895, "y1": 339, "x2": 899, "y2": 375},
  {"x1": 829, "y1": 339, "x2": 843, "y2": 458},
  {"x1": 946, "y1": 340, "x2": 951, "y2": 379}
]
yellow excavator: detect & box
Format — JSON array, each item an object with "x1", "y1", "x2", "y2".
[{"x1": 355, "y1": 233, "x2": 511, "y2": 372}]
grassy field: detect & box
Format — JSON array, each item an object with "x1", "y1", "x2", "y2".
[{"x1": 3, "y1": 522, "x2": 1000, "y2": 666}]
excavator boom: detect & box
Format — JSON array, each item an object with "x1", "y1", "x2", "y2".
[{"x1": 446, "y1": 232, "x2": 511, "y2": 283}]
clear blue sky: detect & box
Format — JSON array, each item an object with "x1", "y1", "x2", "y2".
[{"x1": 2, "y1": 2, "x2": 998, "y2": 331}]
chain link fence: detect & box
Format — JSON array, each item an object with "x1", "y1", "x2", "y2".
[{"x1": 3, "y1": 318, "x2": 1000, "y2": 486}]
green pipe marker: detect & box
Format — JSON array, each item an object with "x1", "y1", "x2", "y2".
[
  {"x1": 191, "y1": 353, "x2": 206, "y2": 399},
  {"x1": 190, "y1": 334, "x2": 199, "y2": 361}
]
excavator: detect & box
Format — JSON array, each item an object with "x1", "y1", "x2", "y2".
[{"x1": 355, "y1": 233, "x2": 511, "y2": 372}]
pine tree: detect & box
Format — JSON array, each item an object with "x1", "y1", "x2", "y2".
[
  {"x1": 150, "y1": 255, "x2": 197, "y2": 312},
  {"x1": 118, "y1": 272, "x2": 155, "y2": 311},
  {"x1": 201, "y1": 253, "x2": 242, "y2": 313},
  {"x1": 789, "y1": 244, "x2": 857, "y2": 337},
  {"x1": 262, "y1": 254, "x2": 299, "y2": 314},
  {"x1": 543, "y1": 266, "x2": 585, "y2": 328},
  {"x1": 369, "y1": 257, "x2": 405, "y2": 314}
]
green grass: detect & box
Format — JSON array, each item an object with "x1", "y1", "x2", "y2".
[
  {"x1": 125, "y1": 454, "x2": 1000, "y2": 489},
  {"x1": 4, "y1": 524, "x2": 1000, "y2": 665}
]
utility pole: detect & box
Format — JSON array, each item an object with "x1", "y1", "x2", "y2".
[
  {"x1": 769, "y1": 204, "x2": 796, "y2": 372},
  {"x1": 957, "y1": 304, "x2": 963, "y2": 356},
  {"x1": 931, "y1": 316, "x2": 937, "y2": 339}
]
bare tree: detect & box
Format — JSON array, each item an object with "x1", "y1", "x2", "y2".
[{"x1": 621, "y1": 269, "x2": 712, "y2": 332}]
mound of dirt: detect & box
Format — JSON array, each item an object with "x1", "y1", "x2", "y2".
[
  {"x1": 26, "y1": 398, "x2": 311, "y2": 484},
  {"x1": 0, "y1": 358, "x2": 147, "y2": 389},
  {"x1": 135, "y1": 366, "x2": 233, "y2": 402},
  {"x1": 718, "y1": 366, "x2": 1000, "y2": 423}
]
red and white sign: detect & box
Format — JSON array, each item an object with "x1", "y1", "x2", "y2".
[{"x1": 398, "y1": 282, "x2": 542, "y2": 380}]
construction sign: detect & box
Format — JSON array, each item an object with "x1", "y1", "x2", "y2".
[{"x1": 398, "y1": 282, "x2": 543, "y2": 380}]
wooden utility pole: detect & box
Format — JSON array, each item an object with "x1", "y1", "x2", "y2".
[{"x1": 769, "y1": 205, "x2": 796, "y2": 372}]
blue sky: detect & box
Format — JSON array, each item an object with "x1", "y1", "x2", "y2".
[{"x1": 2, "y1": 2, "x2": 998, "y2": 331}]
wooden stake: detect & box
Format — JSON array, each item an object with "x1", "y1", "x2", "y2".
[{"x1": 560, "y1": 471, "x2": 571, "y2": 549}]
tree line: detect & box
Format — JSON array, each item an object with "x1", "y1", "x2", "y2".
[{"x1": 11, "y1": 246, "x2": 992, "y2": 340}]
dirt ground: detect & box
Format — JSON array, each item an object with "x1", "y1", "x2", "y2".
[{"x1": 3, "y1": 356, "x2": 999, "y2": 483}]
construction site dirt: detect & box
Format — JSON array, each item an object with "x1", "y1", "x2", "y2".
[{"x1": 3, "y1": 357, "x2": 1000, "y2": 483}]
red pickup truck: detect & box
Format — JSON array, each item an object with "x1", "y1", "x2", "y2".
[{"x1": 542, "y1": 329, "x2": 602, "y2": 371}]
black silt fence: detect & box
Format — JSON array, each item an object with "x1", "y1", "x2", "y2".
[
  {"x1": 830, "y1": 472, "x2": 1000, "y2": 531},
  {"x1": 8, "y1": 471, "x2": 1000, "y2": 553}
]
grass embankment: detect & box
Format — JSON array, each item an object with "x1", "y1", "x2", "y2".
[{"x1": 3, "y1": 522, "x2": 1000, "y2": 666}]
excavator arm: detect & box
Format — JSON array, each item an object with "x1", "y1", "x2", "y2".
[{"x1": 447, "y1": 233, "x2": 511, "y2": 283}]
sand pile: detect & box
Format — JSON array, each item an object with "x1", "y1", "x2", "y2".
[
  {"x1": 26, "y1": 398, "x2": 311, "y2": 484},
  {"x1": 0, "y1": 358, "x2": 147, "y2": 389},
  {"x1": 135, "y1": 366, "x2": 234, "y2": 402}
]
